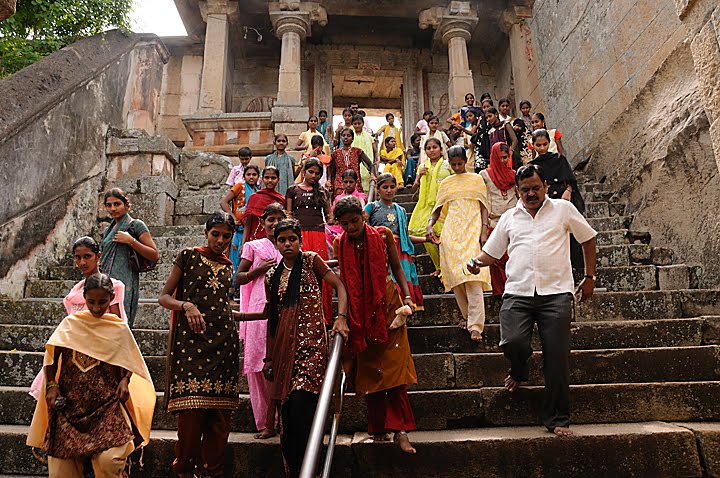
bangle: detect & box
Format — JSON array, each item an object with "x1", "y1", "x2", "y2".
[
  {"x1": 404, "y1": 296, "x2": 412, "y2": 300},
  {"x1": 182, "y1": 302, "x2": 190, "y2": 311},
  {"x1": 46, "y1": 381, "x2": 59, "y2": 391},
  {"x1": 336, "y1": 312, "x2": 347, "y2": 318}
]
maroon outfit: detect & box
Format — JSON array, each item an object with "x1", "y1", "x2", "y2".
[{"x1": 331, "y1": 147, "x2": 364, "y2": 198}]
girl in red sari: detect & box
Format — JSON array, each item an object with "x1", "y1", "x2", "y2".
[
  {"x1": 243, "y1": 166, "x2": 287, "y2": 244},
  {"x1": 329, "y1": 127, "x2": 375, "y2": 200},
  {"x1": 333, "y1": 196, "x2": 419, "y2": 455}
]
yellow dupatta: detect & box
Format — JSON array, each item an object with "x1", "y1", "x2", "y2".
[
  {"x1": 378, "y1": 125, "x2": 404, "y2": 154},
  {"x1": 382, "y1": 147, "x2": 406, "y2": 186},
  {"x1": 434, "y1": 172, "x2": 488, "y2": 213},
  {"x1": 27, "y1": 311, "x2": 156, "y2": 449},
  {"x1": 352, "y1": 130, "x2": 375, "y2": 191}
]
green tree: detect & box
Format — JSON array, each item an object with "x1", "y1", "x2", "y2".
[{"x1": 0, "y1": 0, "x2": 133, "y2": 78}]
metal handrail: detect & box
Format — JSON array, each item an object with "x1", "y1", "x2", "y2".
[
  {"x1": 299, "y1": 333, "x2": 346, "y2": 478},
  {"x1": 367, "y1": 177, "x2": 377, "y2": 203}
]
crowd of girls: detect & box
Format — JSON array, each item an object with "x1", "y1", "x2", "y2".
[{"x1": 29, "y1": 97, "x2": 580, "y2": 477}]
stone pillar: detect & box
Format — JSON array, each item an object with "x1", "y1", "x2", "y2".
[
  {"x1": 269, "y1": 1, "x2": 328, "y2": 143},
  {"x1": 674, "y1": 0, "x2": 720, "y2": 173},
  {"x1": 198, "y1": 0, "x2": 237, "y2": 113},
  {"x1": 501, "y1": 6, "x2": 544, "y2": 112},
  {"x1": 419, "y1": 1, "x2": 478, "y2": 111}
]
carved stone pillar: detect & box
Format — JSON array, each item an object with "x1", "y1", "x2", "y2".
[
  {"x1": 269, "y1": 1, "x2": 328, "y2": 142},
  {"x1": 501, "y1": 6, "x2": 544, "y2": 112},
  {"x1": 674, "y1": 0, "x2": 720, "y2": 172},
  {"x1": 420, "y1": 1, "x2": 478, "y2": 111},
  {"x1": 198, "y1": 0, "x2": 237, "y2": 113}
]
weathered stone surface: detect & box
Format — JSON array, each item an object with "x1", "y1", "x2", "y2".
[
  {"x1": 658, "y1": 265, "x2": 691, "y2": 290},
  {"x1": 675, "y1": 422, "x2": 720, "y2": 477},
  {"x1": 652, "y1": 247, "x2": 676, "y2": 266},
  {"x1": 177, "y1": 151, "x2": 232, "y2": 189},
  {"x1": 689, "y1": 17, "x2": 720, "y2": 123},
  {"x1": 596, "y1": 265, "x2": 657, "y2": 291}
]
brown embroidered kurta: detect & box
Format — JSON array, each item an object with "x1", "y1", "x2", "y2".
[
  {"x1": 44, "y1": 348, "x2": 134, "y2": 458},
  {"x1": 266, "y1": 252, "x2": 329, "y2": 404},
  {"x1": 166, "y1": 248, "x2": 241, "y2": 412}
]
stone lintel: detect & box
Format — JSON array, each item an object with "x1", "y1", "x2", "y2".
[
  {"x1": 418, "y1": 1, "x2": 478, "y2": 45},
  {"x1": 198, "y1": 0, "x2": 238, "y2": 22},
  {"x1": 105, "y1": 129, "x2": 180, "y2": 164},
  {"x1": 269, "y1": 2, "x2": 328, "y2": 38},
  {"x1": 182, "y1": 112, "x2": 273, "y2": 135}
]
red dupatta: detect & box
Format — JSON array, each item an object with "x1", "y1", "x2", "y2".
[
  {"x1": 338, "y1": 224, "x2": 388, "y2": 355},
  {"x1": 487, "y1": 142, "x2": 516, "y2": 191},
  {"x1": 245, "y1": 188, "x2": 286, "y2": 217}
]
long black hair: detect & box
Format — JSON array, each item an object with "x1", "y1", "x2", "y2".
[
  {"x1": 267, "y1": 219, "x2": 304, "y2": 337},
  {"x1": 302, "y1": 157, "x2": 327, "y2": 209}
]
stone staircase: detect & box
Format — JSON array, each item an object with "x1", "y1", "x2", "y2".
[{"x1": 1, "y1": 180, "x2": 720, "y2": 476}]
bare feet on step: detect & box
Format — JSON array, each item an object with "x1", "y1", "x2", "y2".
[
  {"x1": 254, "y1": 428, "x2": 277, "y2": 439},
  {"x1": 371, "y1": 433, "x2": 391, "y2": 442},
  {"x1": 470, "y1": 330, "x2": 483, "y2": 342},
  {"x1": 552, "y1": 426, "x2": 573, "y2": 437},
  {"x1": 504, "y1": 375, "x2": 521, "y2": 393},
  {"x1": 394, "y1": 431, "x2": 416, "y2": 454}
]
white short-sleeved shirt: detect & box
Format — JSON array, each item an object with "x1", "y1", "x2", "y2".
[{"x1": 483, "y1": 198, "x2": 597, "y2": 296}]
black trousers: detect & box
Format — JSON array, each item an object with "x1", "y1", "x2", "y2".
[
  {"x1": 281, "y1": 390, "x2": 319, "y2": 478},
  {"x1": 499, "y1": 293, "x2": 573, "y2": 431}
]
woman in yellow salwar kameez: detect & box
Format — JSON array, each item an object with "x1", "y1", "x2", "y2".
[
  {"x1": 408, "y1": 137, "x2": 452, "y2": 274},
  {"x1": 426, "y1": 146, "x2": 492, "y2": 342},
  {"x1": 380, "y1": 137, "x2": 406, "y2": 188},
  {"x1": 351, "y1": 114, "x2": 377, "y2": 192}
]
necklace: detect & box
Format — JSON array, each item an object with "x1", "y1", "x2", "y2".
[
  {"x1": 342, "y1": 148, "x2": 352, "y2": 168},
  {"x1": 282, "y1": 262, "x2": 293, "y2": 271},
  {"x1": 200, "y1": 255, "x2": 226, "y2": 291}
]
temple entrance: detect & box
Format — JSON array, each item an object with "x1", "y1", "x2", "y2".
[{"x1": 330, "y1": 68, "x2": 407, "y2": 144}]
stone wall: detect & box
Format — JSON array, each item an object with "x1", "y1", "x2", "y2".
[
  {"x1": 529, "y1": 0, "x2": 687, "y2": 163},
  {"x1": 584, "y1": 44, "x2": 720, "y2": 286},
  {"x1": 0, "y1": 31, "x2": 168, "y2": 298},
  {"x1": 158, "y1": 48, "x2": 204, "y2": 143}
]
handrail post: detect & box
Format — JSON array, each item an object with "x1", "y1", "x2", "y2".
[{"x1": 299, "y1": 334, "x2": 345, "y2": 478}]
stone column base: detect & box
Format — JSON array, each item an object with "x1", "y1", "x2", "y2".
[{"x1": 272, "y1": 105, "x2": 310, "y2": 158}]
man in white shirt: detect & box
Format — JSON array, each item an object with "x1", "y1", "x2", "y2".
[{"x1": 468, "y1": 163, "x2": 597, "y2": 437}]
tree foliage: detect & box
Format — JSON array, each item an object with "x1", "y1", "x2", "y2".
[{"x1": 0, "y1": 0, "x2": 133, "y2": 78}]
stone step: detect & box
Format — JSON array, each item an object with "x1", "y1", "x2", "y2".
[
  {"x1": 416, "y1": 264, "x2": 660, "y2": 294},
  {"x1": 3, "y1": 421, "x2": 715, "y2": 477},
  {"x1": 597, "y1": 229, "x2": 651, "y2": 246},
  {"x1": 174, "y1": 189, "x2": 227, "y2": 217},
  {"x1": 586, "y1": 216, "x2": 632, "y2": 232},
  {"x1": 4, "y1": 289, "x2": 720, "y2": 330},
  {"x1": 2, "y1": 381, "x2": 720, "y2": 434}
]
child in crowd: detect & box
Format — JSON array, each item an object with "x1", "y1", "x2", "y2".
[
  {"x1": 28, "y1": 272, "x2": 155, "y2": 478},
  {"x1": 519, "y1": 100, "x2": 533, "y2": 130},
  {"x1": 380, "y1": 137, "x2": 405, "y2": 189},
  {"x1": 446, "y1": 92, "x2": 476, "y2": 128},
  {"x1": 236, "y1": 203, "x2": 287, "y2": 440},
  {"x1": 498, "y1": 98, "x2": 513, "y2": 123},
  {"x1": 296, "y1": 115, "x2": 329, "y2": 155},
  {"x1": 326, "y1": 169, "x2": 367, "y2": 254},
  {"x1": 226, "y1": 147, "x2": 253, "y2": 186},
  {"x1": 408, "y1": 137, "x2": 452, "y2": 274},
  {"x1": 404, "y1": 133, "x2": 421, "y2": 185},
  {"x1": 486, "y1": 107, "x2": 518, "y2": 163},
  {"x1": 420, "y1": 116, "x2": 452, "y2": 162},
  {"x1": 329, "y1": 128, "x2": 376, "y2": 200},
  {"x1": 479, "y1": 143, "x2": 518, "y2": 296},
  {"x1": 365, "y1": 173, "x2": 425, "y2": 310},
  {"x1": 263, "y1": 219, "x2": 348, "y2": 478},
  {"x1": 286, "y1": 158, "x2": 334, "y2": 321},
  {"x1": 351, "y1": 114, "x2": 378, "y2": 192},
  {"x1": 265, "y1": 134, "x2": 298, "y2": 196},
  {"x1": 415, "y1": 110, "x2": 433, "y2": 134},
  {"x1": 221, "y1": 164, "x2": 260, "y2": 283},
  {"x1": 334, "y1": 108, "x2": 354, "y2": 149},
  {"x1": 332, "y1": 196, "x2": 418, "y2": 455},
  {"x1": 318, "y1": 109, "x2": 333, "y2": 149},
  {"x1": 244, "y1": 166, "x2": 286, "y2": 243},
  {"x1": 302, "y1": 135, "x2": 332, "y2": 188},
  {"x1": 531, "y1": 112, "x2": 567, "y2": 157},
  {"x1": 426, "y1": 146, "x2": 492, "y2": 342},
  {"x1": 376, "y1": 113, "x2": 403, "y2": 154}
]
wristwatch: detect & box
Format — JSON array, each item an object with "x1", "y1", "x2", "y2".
[{"x1": 584, "y1": 274, "x2": 596, "y2": 281}]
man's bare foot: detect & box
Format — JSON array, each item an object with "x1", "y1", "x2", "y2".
[
  {"x1": 470, "y1": 330, "x2": 483, "y2": 342},
  {"x1": 504, "y1": 375, "x2": 521, "y2": 393},
  {"x1": 552, "y1": 426, "x2": 573, "y2": 437},
  {"x1": 254, "y1": 428, "x2": 277, "y2": 439},
  {"x1": 371, "y1": 433, "x2": 391, "y2": 442},
  {"x1": 394, "y1": 431, "x2": 417, "y2": 454}
]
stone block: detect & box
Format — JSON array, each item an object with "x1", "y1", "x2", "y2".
[
  {"x1": 271, "y1": 105, "x2": 310, "y2": 123},
  {"x1": 674, "y1": 423, "x2": 720, "y2": 477},
  {"x1": 711, "y1": 117, "x2": 720, "y2": 174},
  {"x1": 126, "y1": 192, "x2": 175, "y2": 226},
  {"x1": 175, "y1": 195, "x2": 204, "y2": 215},
  {"x1": 629, "y1": 244, "x2": 653, "y2": 263},
  {"x1": 178, "y1": 151, "x2": 232, "y2": 189},
  {"x1": 658, "y1": 265, "x2": 691, "y2": 290},
  {"x1": 651, "y1": 247, "x2": 675, "y2": 265}
]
